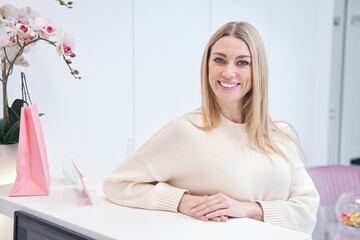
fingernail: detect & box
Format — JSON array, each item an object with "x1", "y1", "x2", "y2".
[{"x1": 195, "y1": 212, "x2": 201, "y2": 217}]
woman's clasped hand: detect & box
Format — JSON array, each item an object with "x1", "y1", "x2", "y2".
[{"x1": 178, "y1": 193, "x2": 264, "y2": 222}]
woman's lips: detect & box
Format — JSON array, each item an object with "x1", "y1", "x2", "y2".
[{"x1": 218, "y1": 80, "x2": 240, "y2": 89}]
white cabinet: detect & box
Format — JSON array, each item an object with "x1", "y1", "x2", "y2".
[
  {"x1": 340, "y1": 0, "x2": 360, "y2": 165},
  {"x1": 328, "y1": 0, "x2": 346, "y2": 165}
]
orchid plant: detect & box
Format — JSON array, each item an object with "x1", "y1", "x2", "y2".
[{"x1": 0, "y1": 4, "x2": 80, "y2": 144}]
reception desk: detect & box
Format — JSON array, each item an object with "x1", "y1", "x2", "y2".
[{"x1": 0, "y1": 179, "x2": 311, "y2": 240}]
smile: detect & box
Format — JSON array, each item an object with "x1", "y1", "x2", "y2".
[{"x1": 218, "y1": 81, "x2": 240, "y2": 89}]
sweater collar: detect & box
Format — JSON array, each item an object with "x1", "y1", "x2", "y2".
[{"x1": 219, "y1": 114, "x2": 247, "y2": 136}]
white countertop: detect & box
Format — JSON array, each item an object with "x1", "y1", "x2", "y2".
[{"x1": 0, "y1": 179, "x2": 311, "y2": 240}]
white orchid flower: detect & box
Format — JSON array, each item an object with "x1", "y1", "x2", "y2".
[
  {"x1": 15, "y1": 8, "x2": 30, "y2": 24},
  {"x1": 30, "y1": 17, "x2": 57, "y2": 38},
  {"x1": 3, "y1": 20, "x2": 36, "y2": 45},
  {"x1": 0, "y1": 33, "x2": 16, "y2": 49},
  {"x1": 0, "y1": 24, "x2": 5, "y2": 34},
  {"x1": 56, "y1": 28, "x2": 75, "y2": 56},
  {"x1": 0, "y1": 25, "x2": 15, "y2": 48}
]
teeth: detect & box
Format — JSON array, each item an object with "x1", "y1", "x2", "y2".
[{"x1": 219, "y1": 81, "x2": 239, "y2": 88}]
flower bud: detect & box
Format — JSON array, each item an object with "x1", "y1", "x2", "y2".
[
  {"x1": 60, "y1": 0, "x2": 65, "y2": 5},
  {"x1": 70, "y1": 53, "x2": 76, "y2": 58},
  {"x1": 68, "y1": 1, "x2": 73, "y2": 5},
  {"x1": 74, "y1": 70, "x2": 79, "y2": 75},
  {"x1": 66, "y1": 59, "x2": 72, "y2": 64}
]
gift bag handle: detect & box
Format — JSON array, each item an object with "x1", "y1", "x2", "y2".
[{"x1": 21, "y1": 72, "x2": 32, "y2": 106}]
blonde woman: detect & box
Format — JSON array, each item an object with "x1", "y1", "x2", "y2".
[{"x1": 103, "y1": 22, "x2": 319, "y2": 234}]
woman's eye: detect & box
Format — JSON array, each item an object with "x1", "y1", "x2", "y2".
[
  {"x1": 237, "y1": 61, "x2": 249, "y2": 66},
  {"x1": 214, "y1": 58, "x2": 224, "y2": 63}
]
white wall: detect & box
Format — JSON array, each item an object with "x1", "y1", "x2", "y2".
[
  {"x1": 4, "y1": 0, "x2": 134, "y2": 178},
  {"x1": 133, "y1": 0, "x2": 208, "y2": 150},
  {"x1": 2, "y1": 0, "x2": 334, "y2": 179}
]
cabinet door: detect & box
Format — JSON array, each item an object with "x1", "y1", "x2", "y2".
[
  {"x1": 328, "y1": 0, "x2": 346, "y2": 165},
  {"x1": 340, "y1": 0, "x2": 360, "y2": 165},
  {"x1": 134, "y1": 0, "x2": 209, "y2": 149}
]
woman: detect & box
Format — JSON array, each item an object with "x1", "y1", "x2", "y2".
[{"x1": 103, "y1": 22, "x2": 319, "y2": 234}]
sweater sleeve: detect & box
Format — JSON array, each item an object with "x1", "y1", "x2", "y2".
[
  {"x1": 257, "y1": 125, "x2": 320, "y2": 234},
  {"x1": 103, "y1": 120, "x2": 189, "y2": 212}
]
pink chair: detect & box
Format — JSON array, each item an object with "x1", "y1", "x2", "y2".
[
  {"x1": 306, "y1": 165, "x2": 360, "y2": 206},
  {"x1": 307, "y1": 165, "x2": 360, "y2": 239}
]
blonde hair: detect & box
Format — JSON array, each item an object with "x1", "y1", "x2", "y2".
[{"x1": 198, "y1": 21, "x2": 303, "y2": 162}]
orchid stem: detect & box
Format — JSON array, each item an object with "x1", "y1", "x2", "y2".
[{"x1": 2, "y1": 57, "x2": 8, "y2": 122}]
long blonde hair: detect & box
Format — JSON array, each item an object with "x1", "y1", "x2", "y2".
[{"x1": 198, "y1": 22, "x2": 303, "y2": 162}]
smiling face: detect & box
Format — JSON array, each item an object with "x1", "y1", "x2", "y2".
[{"x1": 208, "y1": 36, "x2": 252, "y2": 111}]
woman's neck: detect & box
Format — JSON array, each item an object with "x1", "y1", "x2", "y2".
[{"x1": 218, "y1": 102, "x2": 243, "y2": 124}]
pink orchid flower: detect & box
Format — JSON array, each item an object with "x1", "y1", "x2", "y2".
[
  {"x1": 56, "y1": 29, "x2": 75, "y2": 56},
  {"x1": 7, "y1": 20, "x2": 28, "y2": 34},
  {"x1": 21, "y1": 31, "x2": 38, "y2": 43},
  {"x1": 5, "y1": 20, "x2": 37, "y2": 44},
  {"x1": 30, "y1": 17, "x2": 57, "y2": 38},
  {"x1": 0, "y1": 25, "x2": 15, "y2": 48},
  {"x1": 0, "y1": 33, "x2": 16, "y2": 49}
]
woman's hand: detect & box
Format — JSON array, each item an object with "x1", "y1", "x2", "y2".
[
  {"x1": 178, "y1": 193, "x2": 228, "y2": 222},
  {"x1": 190, "y1": 193, "x2": 264, "y2": 221}
]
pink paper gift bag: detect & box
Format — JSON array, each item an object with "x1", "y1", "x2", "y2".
[{"x1": 10, "y1": 73, "x2": 51, "y2": 197}]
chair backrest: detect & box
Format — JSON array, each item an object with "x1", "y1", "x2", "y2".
[{"x1": 306, "y1": 165, "x2": 360, "y2": 206}]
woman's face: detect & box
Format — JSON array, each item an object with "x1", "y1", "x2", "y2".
[{"x1": 208, "y1": 36, "x2": 252, "y2": 109}]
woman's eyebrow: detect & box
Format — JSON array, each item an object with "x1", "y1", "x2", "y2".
[
  {"x1": 212, "y1": 52, "x2": 251, "y2": 59},
  {"x1": 236, "y1": 55, "x2": 251, "y2": 59},
  {"x1": 212, "y1": 52, "x2": 227, "y2": 57}
]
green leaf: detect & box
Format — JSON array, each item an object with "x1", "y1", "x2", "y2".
[
  {"x1": 11, "y1": 99, "x2": 26, "y2": 116},
  {"x1": 3, "y1": 120, "x2": 20, "y2": 143},
  {"x1": 3, "y1": 119, "x2": 10, "y2": 135},
  {"x1": 8, "y1": 99, "x2": 26, "y2": 126},
  {"x1": 8, "y1": 106, "x2": 19, "y2": 125},
  {"x1": 0, "y1": 119, "x2": 12, "y2": 144},
  {"x1": 0, "y1": 118, "x2": 5, "y2": 143}
]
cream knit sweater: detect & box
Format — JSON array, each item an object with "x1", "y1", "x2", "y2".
[{"x1": 103, "y1": 112, "x2": 319, "y2": 234}]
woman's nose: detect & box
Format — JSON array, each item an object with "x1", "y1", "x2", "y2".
[{"x1": 221, "y1": 64, "x2": 236, "y2": 79}]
